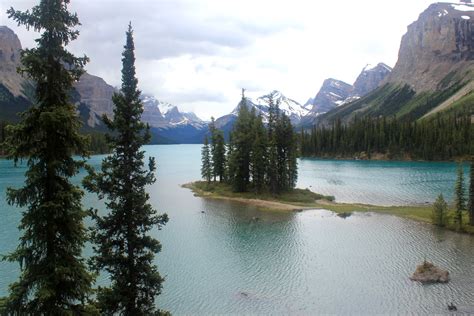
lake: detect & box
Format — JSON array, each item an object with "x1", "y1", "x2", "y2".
[{"x1": 1, "y1": 144, "x2": 473, "y2": 314}]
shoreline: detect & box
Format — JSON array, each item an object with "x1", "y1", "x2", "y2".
[
  {"x1": 299, "y1": 153, "x2": 469, "y2": 163},
  {"x1": 183, "y1": 181, "x2": 474, "y2": 234}
]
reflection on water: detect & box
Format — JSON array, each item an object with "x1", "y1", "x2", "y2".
[{"x1": 1, "y1": 145, "x2": 473, "y2": 314}]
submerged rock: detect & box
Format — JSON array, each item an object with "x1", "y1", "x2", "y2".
[
  {"x1": 337, "y1": 212, "x2": 352, "y2": 219},
  {"x1": 410, "y1": 261, "x2": 449, "y2": 283}
]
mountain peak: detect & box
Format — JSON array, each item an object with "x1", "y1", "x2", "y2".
[
  {"x1": 362, "y1": 63, "x2": 392, "y2": 73},
  {"x1": 386, "y1": 1, "x2": 474, "y2": 92},
  {"x1": 353, "y1": 62, "x2": 392, "y2": 96}
]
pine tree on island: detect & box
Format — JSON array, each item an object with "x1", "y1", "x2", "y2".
[
  {"x1": 2, "y1": 0, "x2": 95, "y2": 313},
  {"x1": 251, "y1": 113, "x2": 268, "y2": 193},
  {"x1": 201, "y1": 136, "x2": 212, "y2": 183},
  {"x1": 212, "y1": 129, "x2": 226, "y2": 182},
  {"x1": 200, "y1": 90, "x2": 298, "y2": 195},
  {"x1": 454, "y1": 163, "x2": 466, "y2": 231},
  {"x1": 83, "y1": 24, "x2": 168, "y2": 315}
]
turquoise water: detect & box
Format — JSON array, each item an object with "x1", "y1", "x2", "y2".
[
  {"x1": 299, "y1": 158, "x2": 467, "y2": 206},
  {"x1": 1, "y1": 145, "x2": 473, "y2": 314}
]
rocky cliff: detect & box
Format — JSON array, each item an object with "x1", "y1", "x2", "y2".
[
  {"x1": 306, "y1": 79, "x2": 352, "y2": 114},
  {"x1": 387, "y1": 2, "x2": 474, "y2": 92},
  {"x1": 303, "y1": 63, "x2": 391, "y2": 120},
  {"x1": 352, "y1": 63, "x2": 392, "y2": 96},
  {"x1": 314, "y1": 2, "x2": 474, "y2": 126},
  {"x1": 0, "y1": 26, "x2": 25, "y2": 97},
  {"x1": 74, "y1": 73, "x2": 116, "y2": 120}
]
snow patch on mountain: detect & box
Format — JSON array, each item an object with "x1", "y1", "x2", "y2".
[
  {"x1": 141, "y1": 94, "x2": 204, "y2": 128},
  {"x1": 451, "y1": 3, "x2": 474, "y2": 12}
]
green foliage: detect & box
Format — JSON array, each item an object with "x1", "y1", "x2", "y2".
[
  {"x1": 2, "y1": 0, "x2": 94, "y2": 313},
  {"x1": 0, "y1": 121, "x2": 10, "y2": 156},
  {"x1": 190, "y1": 181, "x2": 331, "y2": 204},
  {"x1": 320, "y1": 79, "x2": 467, "y2": 124},
  {"x1": 469, "y1": 160, "x2": 474, "y2": 226},
  {"x1": 201, "y1": 136, "x2": 212, "y2": 183},
  {"x1": 454, "y1": 163, "x2": 467, "y2": 230},
  {"x1": 202, "y1": 91, "x2": 298, "y2": 195},
  {"x1": 300, "y1": 113, "x2": 472, "y2": 161},
  {"x1": 228, "y1": 95, "x2": 253, "y2": 191},
  {"x1": 86, "y1": 132, "x2": 110, "y2": 154},
  {"x1": 211, "y1": 126, "x2": 226, "y2": 182},
  {"x1": 251, "y1": 114, "x2": 267, "y2": 193},
  {"x1": 83, "y1": 24, "x2": 168, "y2": 315},
  {"x1": 432, "y1": 194, "x2": 448, "y2": 227},
  {"x1": 0, "y1": 84, "x2": 31, "y2": 122}
]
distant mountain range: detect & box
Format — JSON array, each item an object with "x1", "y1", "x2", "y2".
[
  {"x1": 314, "y1": 2, "x2": 474, "y2": 126},
  {"x1": 0, "y1": 2, "x2": 472, "y2": 143}
]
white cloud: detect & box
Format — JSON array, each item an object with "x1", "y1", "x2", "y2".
[{"x1": 1, "y1": 0, "x2": 438, "y2": 120}]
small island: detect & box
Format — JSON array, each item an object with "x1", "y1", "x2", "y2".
[
  {"x1": 410, "y1": 261, "x2": 449, "y2": 283},
  {"x1": 183, "y1": 181, "x2": 431, "y2": 217},
  {"x1": 183, "y1": 181, "x2": 334, "y2": 212}
]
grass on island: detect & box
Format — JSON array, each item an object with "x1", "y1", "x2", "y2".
[{"x1": 183, "y1": 181, "x2": 474, "y2": 234}]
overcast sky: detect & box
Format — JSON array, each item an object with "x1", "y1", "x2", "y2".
[{"x1": 0, "y1": 0, "x2": 439, "y2": 119}]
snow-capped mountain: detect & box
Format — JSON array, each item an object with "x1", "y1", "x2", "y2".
[
  {"x1": 303, "y1": 62, "x2": 392, "y2": 122},
  {"x1": 304, "y1": 79, "x2": 353, "y2": 116},
  {"x1": 352, "y1": 63, "x2": 392, "y2": 97},
  {"x1": 141, "y1": 95, "x2": 205, "y2": 129},
  {"x1": 229, "y1": 90, "x2": 309, "y2": 125}
]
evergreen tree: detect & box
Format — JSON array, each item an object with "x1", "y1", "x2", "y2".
[
  {"x1": 83, "y1": 24, "x2": 168, "y2": 315},
  {"x1": 226, "y1": 132, "x2": 236, "y2": 184},
  {"x1": 266, "y1": 93, "x2": 280, "y2": 194},
  {"x1": 299, "y1": 114, "x2": 472, "y2": 161},
  {"x1": 201, "y1": 136, "x2": 212, "y2": 183},
  {"x1": 3, "y1": 1, "x2": 95, "y2": 314},
  {"x1": 228, "y1": 92, "x2": 252, "y2": 192},
  {"x1": 454, "y1": 163, "x2": 466, "y2": 230},
  {"x1": 432, "y1": 194, "x2": 448, "y2": 227},
  {"x1": 250, "y1": 114, "x2": 267, "y2": 193},
  {"x1": 469, "y1": 159, "x2": 474, "y2": 226},
  {"x1": 208, "y1": 116, "x2": 217, "y2": 181},
  {"x1": 212, "y1": 130, "x2": 226, "y2": 182}
]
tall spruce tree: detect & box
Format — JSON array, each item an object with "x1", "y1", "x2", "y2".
[
  {"x1": 3, "y1": 1, "x2": 94, "y2": 313},
  {"x1": 469, "y1": 159, "x2": 474, "y2": 226},
  {"x1": 212, "y1": 130, "x2": 226, "y2": 182},
  {"x1": 201, "y1": 136, "x2": 212, "y2": 183},
  {"x1": 251, "y1": 114, "x2": 268, "y2": 193},
  {"x1": 454, "y1": 163, "x2": 466, "y2": 230},
  {"x1": 266, "y1": 93, "x2": 280, "y2": 194},
  {"x1": 228, "y1": 92, "x2": 252, "y2": 192},
  {"x1": 83, "y1": 24, "x2": 168, "y2": 315},
  {"x1": 208, "y1": 117, "x2": 217, "y2": 181},
  {"x1": 3, "y1": 0, "x2": 93, "y2": 315}
]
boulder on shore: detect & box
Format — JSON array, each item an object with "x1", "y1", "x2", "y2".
[{"x1": 410, "y1": 261, "x2": 449, "y2": 283}]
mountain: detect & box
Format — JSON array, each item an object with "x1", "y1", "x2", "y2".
[
  {"x1": 141, "y1": 95, "x2": 207, "y2": 143},
  {"x1": 317, "y1": 2, "x2": 474, "y2": 125},
  {"x1": 214, "y1": 90, "x2": 309, "y2": 139},
  {"x1": 0, "y1": 26, "x2": 24, "y2": 97},
  {"x1": 352, "y1": 63, "x2": 392, "y2": 96},
  {"x1": 229, "y1": 90, "x2": 309, "y2": 124},
  {"x1": 0, "y1": 25, "x2": 207, "y2": 143},
  {"x1": 303, "y1": 63, "x2": 392, "y2": 123},
  {"x1": 305, "y1": 79, "x2": 353, "y2": 115}
]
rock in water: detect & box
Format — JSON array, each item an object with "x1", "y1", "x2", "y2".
[{"x1": 410, "y1": 261, "x2": 449, "y2": 283}]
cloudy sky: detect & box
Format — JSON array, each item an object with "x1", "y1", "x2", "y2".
[{"x1": 0, "y1": 0, "x2": 438, "y2": 119}]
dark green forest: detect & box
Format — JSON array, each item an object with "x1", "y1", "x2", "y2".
[{"x1": 300, "y1": 113, "x2": 473, "y2": 160}]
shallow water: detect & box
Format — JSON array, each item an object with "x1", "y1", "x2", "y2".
[{"x1": 1, "y1": 145, "x2": 473, "y2": 314}]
